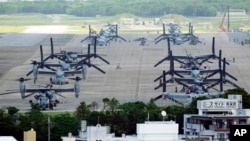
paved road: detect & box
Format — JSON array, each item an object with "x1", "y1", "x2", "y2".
[{"x1": 0, "y1": 29, "x2": 249, "y2": 111}]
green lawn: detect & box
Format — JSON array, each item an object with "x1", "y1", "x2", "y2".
[
  {"x1": 0, "y1": 26, "x2": 26, "y2": 33},
  {"x1": 0, "y1": 14, "x2": 250, "y2": 34},
  {"x1": 43, "y1": 111, "x2": 75, "y2": 117}
]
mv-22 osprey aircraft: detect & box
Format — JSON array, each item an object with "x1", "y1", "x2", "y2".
[
  {"x1": 26, "y1": 37, "x2": 109, "y2": 84},
  {"x1": 155, "y1": 23, "x2": 201, "y2": 45},
  {"x1": 81, "y1": 24, "x2": 126, "y2": 46},
  {"x1": 153, "y1": 37, "x2": 240, "y2": 106},
  {"x1": 0, "y1": 76, "x2": 81, "y2": 110}
]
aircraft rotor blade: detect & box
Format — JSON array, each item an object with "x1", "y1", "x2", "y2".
[
  {"x1": 96, "y1": 55, "x2": 110, "y2": 64},
  {"x1": 154, "y1": 57, "x2": 169, "y2": 67},
  {"x1": 44, "y1": 65, "x2": 57, "y2": 71},
  {"x1": 154, "y1": 71, "x2": 170, "y2": 82},
  {"x1": 154, "y1": 79, "x2": 174, "y2": 90},
  {"x1": 40, "y1": 45, "x2": 44, "y2": 68},
  {"x1": 50, "y1": 37, "x2": 54, "y2": 59},
  {"x1": 206, "y1": 70, "x2": 220, "y2": 78},
  {"x1": 90, "y1": 64, "x2": 106, "y2": 74},
  {"x1": 26, "y1": 70, "x2": 33, "y2": 76},
  {"x1": 0, "y1": 91, "x2": 19, "y2": 95},
  {"x1": 225, "y1": 72, "x2": 238, "y2": 81},
  {"x1": 22, "y1": 92, "x2": 36, "y2": 99},
  {"x1": 224, "y1": 79, "x2": 241, "y2": 88},
  {"x1": 175, "y1": 79, "x2": 189, "y2": 88},
  {"x1": 154, "y1": 34, "x2": 164, "y2": 41},
  {"x1": 173, "y1": 71, "x2": 184, "y2": 78},
  {"x1": 56, "y1": 93, "x2": 66, "y2": 98},
  {"x1": 154, "y1": 94, "x2": 164, "y2": 101},
  {"x1": 206, "y1": 81, "x2": 221, "y2": 90}
]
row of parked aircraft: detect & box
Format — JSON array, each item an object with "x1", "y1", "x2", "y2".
[
  {"x1": 81, "y1": 23, "x2": 202, "y2": 47},
  {"x1": 1, "y1": 36, "x2": 110, "y2": 110},
  {"x1": 0, "y1": 23, "x2": 130, "y2": 110},
  {"x1": 153, "y1": 37, "x2": 240, "y2": 106},
  {"x1": 0, "y1": 22, "x2": 204, "y2": 110}
]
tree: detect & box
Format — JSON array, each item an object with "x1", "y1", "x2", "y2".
[
  {"x1": 102, "y1": 98, "x2": 110, "y2": 111},
  {"x1": 18, "y1": 107, "x2": 48, "y2": 141},
  {"x1": 51, "y1": 113, "x2": 80, "y2": 141},
  {"x1": 75, "y1": 101, "x2": 90, "y2": 120},
  {"x1": 146, "y1": 99, "x2": 161, "y2": 121},
  {"x1": 118, "y1": 101, "x2": 147, "y2": 134},
  {"x1": 7, "y1": 106, "x2": 19, "y2": 116},
  {"x1": 86, "y1": 111, "x2": 110, "y2": 126},
  {"x1": 107, "y1": 97, "x2": 119, "y2": 113},
  {"x1": 0, "y1": 108, "x2": 16, "y2": 135},
  {"x1": 88, "y1": 101, "x2": 99, "y2": 111}
]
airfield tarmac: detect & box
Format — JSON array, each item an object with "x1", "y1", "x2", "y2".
[{"x1": 0, "y1": 26, "x2": 249, "y2": 111}]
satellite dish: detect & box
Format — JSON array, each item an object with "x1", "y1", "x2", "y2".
[{"x1": 161, "y1": 111, "x2": 167, "y2": 117}]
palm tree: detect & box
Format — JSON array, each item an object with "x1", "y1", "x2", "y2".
[
  {"x1": 88, "y1": 101, "x2": 98, "y2": 111},
  {"x1": 107, "y1": 97, "x2": 119, "y2": 113},
  {"x1": 102, "y1": 98, "x2": 110, "y2": 111}
]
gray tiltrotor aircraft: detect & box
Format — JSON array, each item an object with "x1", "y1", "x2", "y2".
[
  {"x1": 0, "y1": 76, "x2": 81, "y2": 110},
  {"x1": 154, "y1": 37, "x2": 227, "y2": 68},
  {"x1": 26, "y1": 38, "x2": 108, "y2": 83},
  {"x1": 155, "y1": 23, "x2": 201, "y2": 45},
  {"x1": 153, "y1": 38, "x2": 240, "y2": 106},
  {"x1": 81, "y1": 24, "x2": 126, "y2": 46}
]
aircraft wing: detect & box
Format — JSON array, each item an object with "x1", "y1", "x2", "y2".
[
  {"x1": 77, "y1": 54, "x2": 89, "y2": 58},
  {"x1": 174, "y1": 69, "x2": 219, "y2": 75},
  {"x1": 175, "y1": 78, "x2": 219, "y2": 84},
  {"x1": 42, "y1": 63, "x2": 62, "y2": 68},
  {"x1": 174, "y1": 69, "x2": 191, "y2": 74},
  {"x1": 64, "y1": 70, "x2": 82, "y2": 75},
  {"x1": 38, "y1": 70, "x2": 56, "y2": 75},
  {"x1": 54, "y1": 88, "x2": 75, "y2": 93},
  {"x1": 172, "y1": 55, "x2": 190, "y2": 60},
  {"x1": 195, "y1": 54, "x2": 214, "y2": 60},
  {"x1": 199, "y1": 69, "x2": 220, "y2": 74},
  {"x1": 25, "y1": 88, "x2": 74, "y2": 93},
  {"x1": 25, "y1": 88, "x2": 52, "y2": 93}
]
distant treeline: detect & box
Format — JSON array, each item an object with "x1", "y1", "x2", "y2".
[{"x1": 0, "y1": 0, "x2": 249, "y2": 17}]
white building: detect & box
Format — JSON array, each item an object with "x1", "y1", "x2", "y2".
[
  {"x1": 87, "y1": 124, "x2": 110, "y2": 141},
  {"x1": 62, "y1": 120, "x2": 183, "y2": 141},
  {"x1": 0, "y1": 136, "x2": 17, "y2": 141},
  {"x1": 183, "y1": 95, "x2": 250, "y2": 141},
  {"x1": 137, "y1": 121, "x2": 179, "y2": 141}
]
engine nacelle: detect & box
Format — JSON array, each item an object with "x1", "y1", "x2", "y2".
[
  {"x1": 81, "y1": 64, "x2": 87, "y2": 80},
  {"x1": 19, "y1": 78, "x2": 26, "y2": 99},
  {"x1": 32, "y1": 63, "x2": 38, "y2": 84},
  {"x1": 74, "y1": 77, "x2": 81, "y2": 98}
]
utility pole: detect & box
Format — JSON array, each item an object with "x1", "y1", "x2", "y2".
[{"x1": 48, "y1": 116, "x2": 51, "y2": 141}]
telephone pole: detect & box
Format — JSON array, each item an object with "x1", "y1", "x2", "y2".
[{"x1": 48, "y1": 116, "x2": 51, "y2": 141}]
